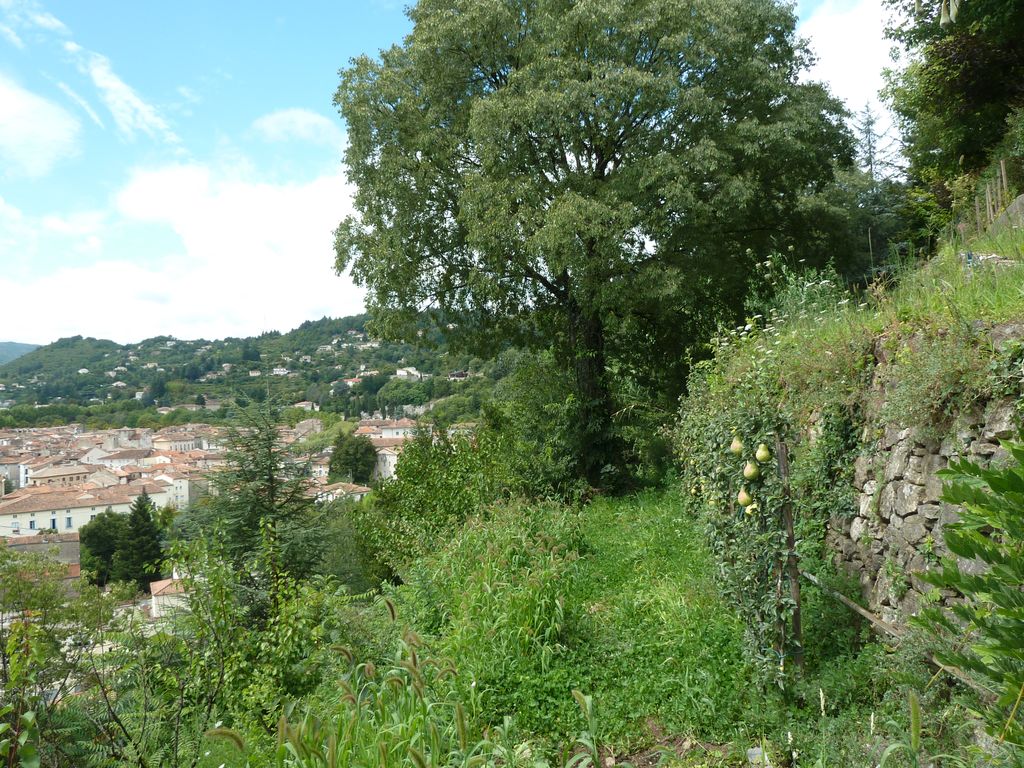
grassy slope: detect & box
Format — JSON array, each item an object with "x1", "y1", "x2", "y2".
[{"x1": 569, "y1": 493, "x2": 750, "y2": 751}]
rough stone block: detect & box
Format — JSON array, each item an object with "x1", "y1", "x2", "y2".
[
  {"x1": 899, "y1": 589, "x2": 921, "y2": 617},
  {"x1": 983, "y1": 400, "x2": 1018, "y2": 441},
  {"x1": 853, "y1": 455, "x2": 872, "y2": 490},
  {"x1": 989, "y1": 321, "x2": 1024, "y2": 347},
  {"x1": 904, "y1": 455, "x2": 926, "y2": 485},
  {"x1": 884, "y1": 443, "x2": 912, "y2": 482},
  {"x1": 858, "y1": 493, "x2": 874, "y2": 518},
  {"x1": 895, "y1": 482, "x2": 925, "y2": 517},
  {"x1": 923, "y1": 455, "x2": 947, "y2": 501},
  {"x1": 901, "y1": 514, "x2": 927, "y2": 545},
  {"x1": 971, "y1": 441, "x2": 999, "y2": 456},
  {"x1": 918, "y1": 503, "x2": 941, "y2": 522},
  {"x1": 991, "y1": 445, "x2": 1012, "y2": 467},
  {"x1": 850, "y1": 516, "x2": 867, "y2": 543},
  {"x1": 882, "y1": 426, "x2": 912, "y2": 449},
  {"x1": 877, "y1": 483, "x2": 896, "y2": 522}
]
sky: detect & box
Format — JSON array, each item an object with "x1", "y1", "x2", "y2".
[{"x1": 0, "y1": 0, "x2": 897, "y2": 345}]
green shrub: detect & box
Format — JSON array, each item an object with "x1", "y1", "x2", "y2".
[
  {"x1": 351, "y1": 429, "x2": 521, "y2": 578},
  {"x1": 881, "y1": 329, "x2": 991, "y2": 439},
  {"x1": 919, "y1": 440, "x2": 1024, "y2": 756},
  {"x1": 398, "y1": 503, "x2": 583, "y2": 740}
]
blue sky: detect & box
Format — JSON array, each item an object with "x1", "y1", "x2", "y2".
[{"x1": 0, "y1": 0, "x2": 893, "y2": 344}]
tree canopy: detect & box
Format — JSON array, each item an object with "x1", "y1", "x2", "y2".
[
  {"x1": 80, "y1": 509, "x2": 129, "y2": 587},
  {"x1": 112, "y1": 492, "x2": 163, "y2": 592},
  {"x1": 884, "y1": 0, "x2": 1024, "y2": 184},
  {"x1": 329, "y1": 431, "x2": 378, "y2": 485},
  {"x1": 335, "y1": 0, "x2": 853, "y2": 485}
]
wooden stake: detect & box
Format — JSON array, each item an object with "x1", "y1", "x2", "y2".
[
  {"x1": 798, "y1": 569, "x2": 990, "y2": 696},
  {"x1": 775, "y1": 436, "x2": 803, "y2": 670}
]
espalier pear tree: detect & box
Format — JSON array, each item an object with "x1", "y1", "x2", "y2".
[{"x1": 335, "y1": 0, "x2": 851, "y2": 485}]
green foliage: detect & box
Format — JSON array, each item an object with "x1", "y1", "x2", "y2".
[
  {"x1": 675, "y1": 261, "x2": 869, "y2": 683},
  {"x1": 399, "y1": 503, "x2": 581, "y2": 736},
  {"x1": 0, "y1": 342, "x2": 38, "y2": 366},
  {"x1": 178, "y1": 401, "x2": 326, "y2": 598},
  {"x1": 391, "y1": 493, "x2": 752, "y2": 748},
  {"x1": 881, "y1": 328, "x2": 992, "y2": 439},
  {"x1": 80, "y1": 509, "x2": 129, "y2": 587},
  {"x1": 0, "y1": 313, "x2": 484, "y2": 421},
  {"x1": 918, "y1": 440, "x2": 1024, "y2": 755},
  {"x1": 352, "y1": 430, "x2": 519, "y2": 577},
  {"x1": 327, "y1": 431, "x2": 377, "y2": 485},
  {"x1": 0, "y1": 622, "x2": 44, "y2": 768},
  {"x1": 317, "y1": 502, "x2": 382, "y2": 594},
  {"x1": 484, "y1": 350, "x2": 587, "y2": 498},
  {"x1": 375, "y1": 378, "x2": 429, "y2": 417},
  {"x1": 335, "y1": 0, "x2": 854, "y2": 485},
  {"x1": 111, "y1": 491, "x2": 164, "y2": 592},
  {"x1": 883, "y1": 0, "x2": 1024, "y2": 182},
  {"x1": 268, "y1": 632, "x2": 494, "y2": 768}
]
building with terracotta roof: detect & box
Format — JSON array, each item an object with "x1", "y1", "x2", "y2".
[{"x1": 0, "y1": 482, "x2": 170, "y2": 535}]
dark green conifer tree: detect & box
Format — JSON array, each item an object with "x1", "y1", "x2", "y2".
[{"x1": 112, "y1": 491, "x2": 163, "y2": 592}]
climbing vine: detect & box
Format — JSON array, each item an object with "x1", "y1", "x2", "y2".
[{"x1": 674, "y1": 257, "x2": 870, "y2": 686}]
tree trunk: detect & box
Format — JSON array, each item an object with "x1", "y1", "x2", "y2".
[{"x1": 566, "y1": 299, "x2": 617, "y2": 487}]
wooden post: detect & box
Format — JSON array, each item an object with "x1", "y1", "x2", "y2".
[
  {"x1": 775, "y1": 436, "x2": 803, "y2": 671},
  {"x1": 976, "y1": 195, "x2": 983, "y2": 234},
  {"x1": 798, "y1": 570, "x2": 990, "y2": 697},
  {"x1": 1001, "y1": 158, "x2": 1010, "y2": 199},
  {"x1": 987, "y1": 184, "x2": 995, "y2": 224}
]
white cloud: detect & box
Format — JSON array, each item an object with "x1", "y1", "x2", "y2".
[
  {"x1": 26, "y1": 9, "x2": 65, "y2": 32},
  {"x1": 56, "y1": 81, "x2": 104, "y2": 127},
  {"x1": 40, "y1": 209, "x2": 105, "y2": 236},
  {"x1": 252, "y1": 108, "x2": 345, "y2": 150},
  {"x1": 176, "y1": 85, "x2": 200, "y2": 104},
  {"x1": 0, "y1": 1, "x2": 68, "y2": 35},
  {"x1": 798, "y1": 0, "x2": 895, "y2": 132},
  {"x1": 0, "y1": 164, "x2": 365, "y2": 344},
  {"x1": 0, "y1": 23, "x2": 23, "y2": 47},
  {"x1": 71, "y1": 49, "x2": 179, "y2": 143},
  {"x1": 0, "y1": 74, "x2": 79, "y2": 177}
]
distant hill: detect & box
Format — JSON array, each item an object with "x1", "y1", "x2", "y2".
[
  {"x1": 0, "y1": 316, "x2": 487, "y2": 421},
  {"x1": 0, "y1": 342, "x2": 39, "y2": 366}
]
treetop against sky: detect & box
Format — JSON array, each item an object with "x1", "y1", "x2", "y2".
[{"x1": 0, "y1": 0, "x2": 891, "y2": 345}]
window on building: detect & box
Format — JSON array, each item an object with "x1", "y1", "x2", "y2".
[
  {"x1": 90, "y1": 514, "x2": 96, "y2": 521},
  {"x1": 65, "y1": 517, "x2": 72, "y2": 529},
  {"x1": 11, "y1": 522, "x2": 19, "y2": 532},
  {"x1": 50, "y1": 519, "x2": 56, "y2": 530},
  {"x1": 29, "y1": 520, "x2": 35, "y2": 530}
]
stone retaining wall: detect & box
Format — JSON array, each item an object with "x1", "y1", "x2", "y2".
[{"x1": 825, "y1": 323, "x2": 1023, "y2": 623}]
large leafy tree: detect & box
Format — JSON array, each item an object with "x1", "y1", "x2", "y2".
[
  {"x1": 328, "y1": 431, "x2": 378, "y2": 484},
  {"x1": 335, "y1": 0, "x2": 852, "y2": 484},
  {"x1": 884, "y1": 0, "x2": 1024, "y2": 183}
]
